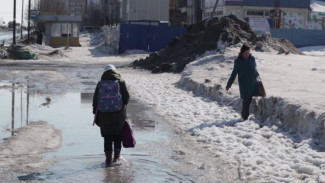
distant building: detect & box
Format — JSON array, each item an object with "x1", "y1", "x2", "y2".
[
  {"x1": 121, "y1": 0, "x2": 169, "y2": 22},
  {"x1": 199, "y1": 0, "x2": 325, "y2": 30},
  {"x1": 37, "y1": 15, "x2": 82, "y2": 47},
  {"x1": 68, "y1": 0, "x2": 87, "y2": 28},
  {"x1": 202, "y1": 0, "x2": 309, "y2": 29},
  {"x1": 39, "y1": 0, "x2": 87, "y2": 29},
  {"x1": 8, "y1": 21, "x2": 21, "y2": 29}
]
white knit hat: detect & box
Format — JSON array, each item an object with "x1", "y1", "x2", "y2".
[{"x1": 104, "y1": 64, "x2": 117, "y2": 72}]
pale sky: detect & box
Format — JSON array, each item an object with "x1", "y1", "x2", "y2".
[{"x1": 0, "y1": 0, "x2": 29, "y2": 26}]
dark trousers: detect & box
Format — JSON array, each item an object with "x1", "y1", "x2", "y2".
[
  {"x1": 104, "y1": 135, "x2": 122, "y2": 154},
  {"x1": 242, "y1": 97, "x2": 252, "y2": 120}
]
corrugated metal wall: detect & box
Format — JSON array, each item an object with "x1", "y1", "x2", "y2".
[
  {"x1": 271, "y1": 29, "x2": 325, "y2": 47},
  {"x1": 225, "y1": 0, "x2": 311, "y2": 9},
  {"x1": 119, "y1": 22, "x2": 186, "y2": 53}
]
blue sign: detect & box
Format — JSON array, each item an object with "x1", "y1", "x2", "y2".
[{"x1": 30, "y1": 10, "x2": 39, "y2": 20}]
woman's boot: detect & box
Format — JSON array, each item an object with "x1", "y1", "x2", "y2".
[
  {"x1": 105, "y1": 152, "x2": 112, "y2": 166},
  {"x1": 113, "y1": 149, "x2": 121, "y2": 163}
]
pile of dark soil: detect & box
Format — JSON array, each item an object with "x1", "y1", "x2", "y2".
[{"x1": 132, "y1": 15, "x2": 303, "y2": 73}]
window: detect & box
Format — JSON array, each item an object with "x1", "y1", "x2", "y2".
[
  {"x1": 216, "y1": 10, "x2": 223, "y2": 16},
  {"x1": 264, "y1": 11, "x2": 270, "y2": 17},
  {"x1": 51, "y1": 23, "x2": 61, "y2": 37},
  {"x1": 247, "y1": 11, "x2": 264, "y2": 16},
  {"x1": 62, "y1": 23, "x2": 72, "y2": 37}
]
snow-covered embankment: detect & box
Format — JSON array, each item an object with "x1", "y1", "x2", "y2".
[
  {"x1": 180, "y1": 47, "x2": 325, "y2": 145},
  {"x1": 123, "y1": 44, "x2": 325, "y2": 182}
]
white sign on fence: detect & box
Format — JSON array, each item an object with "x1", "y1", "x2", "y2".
[{"x1": 248, "y1": 17, "x2": 271, "y2": 35}]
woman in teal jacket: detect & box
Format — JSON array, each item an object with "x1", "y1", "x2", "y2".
[{"x1": 226, "y1": 43, "x2": 259, "y2": 120}]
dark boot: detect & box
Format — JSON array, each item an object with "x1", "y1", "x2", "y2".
[
  {"x1": 113, "y1": 149, "x2": 121, "y2": 163},
  {"x1": 242, "y1": 98, "x2": 252, "y2": 120},
  {"x1": 105, "y1": 152, "x2": 112, "y2": 166}
]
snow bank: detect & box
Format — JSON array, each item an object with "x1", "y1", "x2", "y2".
[
  {"x1": 101, "y1": 25, "x2": 120, "y2": 53},
  {"x1": 0, "y1": 121, "x2": 61, "y2": 179},
  {"x1": 123, "y1": 67, "x2": 325, "y2": 182},
  {"x1": 311, "y1": 0, "x2": 325, "y2": 12},
  {"x1": 25, "y1": 44, "x2": 63, "y2": 60},
  {"x1": 85, "y1": 31, "x2": 106, "y2": 46},
  {"x1": 179, "y1": 46, "x2": 325, "y2": 142},
  {"x1": 299, "y1": 45, "x2": 325, "y2": 57},
  {"x1": 84, "y1": 25, "x2": 121, "y2": 55}
]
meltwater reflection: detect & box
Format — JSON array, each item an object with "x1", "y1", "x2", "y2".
[{"x1": 0, "y1": 82, "x2": 31, "y2": 140}]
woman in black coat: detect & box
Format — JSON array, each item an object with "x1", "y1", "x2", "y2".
[
  {"x1": 226, "y1": 43, "x2": 259, "y2": 121},
  {"x1": 93, "y1": 64, "x2": 130, "y2": 166}
]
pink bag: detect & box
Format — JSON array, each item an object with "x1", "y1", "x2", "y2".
[{"x1": 122, "y1": 121, "x2": 136, "y2": 148}]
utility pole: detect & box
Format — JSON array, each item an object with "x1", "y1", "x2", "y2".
[
  {"x1": 26, "y1": 78, "x2": 29, "y2": 125},
  {"x1": 28, "y1": 0, "x2": 31, "y2": 41},
  {"x1": 13, "y1": 0, "x2": 16, "y2": 45},
  {"x1": 210, "y1": 0, "x2": 219, "y2": 19},
  {"x1": 21, "y1": 0, "x2": 24, "y2": 39},
  {"x1": 11, "y1": 83, "x2": 15, "y2": 136},
  {"x1": 205, "y1": 0, "x2": 219, "y2": 27}
]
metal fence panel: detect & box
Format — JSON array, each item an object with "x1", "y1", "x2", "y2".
[
  {"x1": 119, "y1": 23, "x2": 149, "y2": 53},
  {"x1": 226, "y1": 0, "x2": 310, "y2": 9},
  {"x1": 119, "y1": 23, "x2": 186, "y2": 53},
  {"x1": 271, "y1": 29, "x2": 325, "y2": 47}
]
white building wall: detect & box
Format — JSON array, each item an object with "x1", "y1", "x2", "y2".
[
  {"x1": 0, "y1": 18, "x2": 4, "y2": 26},
  {"x1": 305, "y1": 11, "x2": 325, "y2": 29}
]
